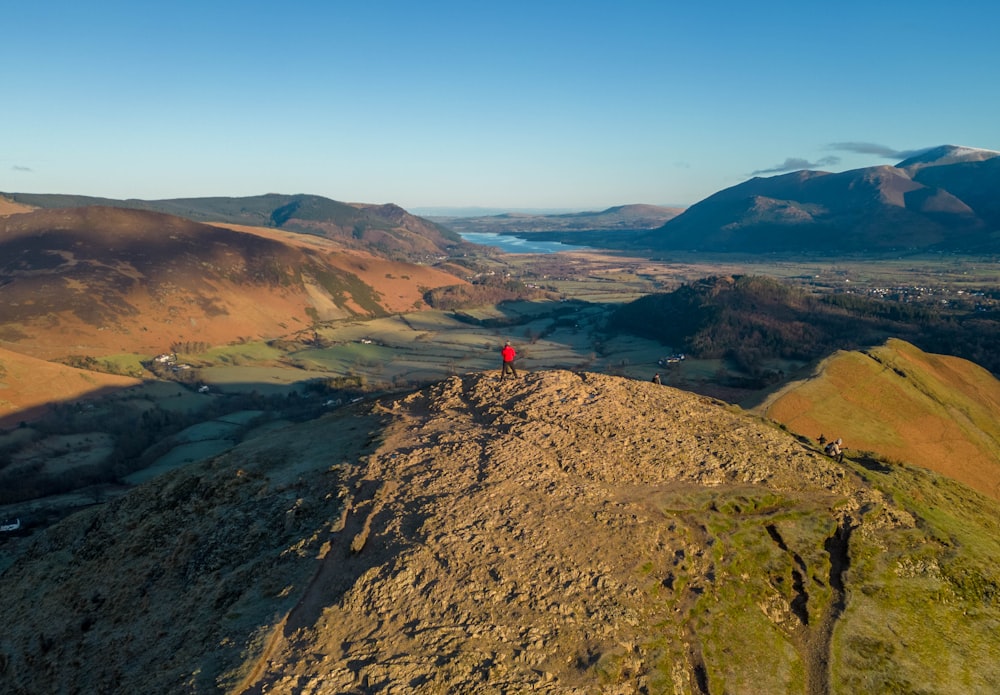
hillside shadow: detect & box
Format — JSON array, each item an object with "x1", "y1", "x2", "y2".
[
  {"x1": 849, "y1": 453, "x2": 892, "y2": 474},
  {"x1": 0, "y1": 382, "x2": 150, "y2": 429},
  {"x1": 736, "y1": 353, "x2": 834, "y2": 410},
  {"x1": 0, "y1": 377, "x2": 373, "y2": 536}
]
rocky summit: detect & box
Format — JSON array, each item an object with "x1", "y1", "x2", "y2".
[{"x1": 1, "y1": 370, "x2": 998, "y2": 694}]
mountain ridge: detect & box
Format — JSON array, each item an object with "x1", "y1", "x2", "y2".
[
  {"x1": 639, "y1": 145, "x2": 1000, "y2": 254},
  {"x1": 897, "y1": 144, "x2": 1000, "y2": 172},
  {"x1": 0, "y1": 192, "x2": 465, "y2": 259},
  {"x1": 1, "y1": 369, "x2": 998, "y2": 693},
  {"x1": 429, "y1": 203, "x2": 683, "y2": 236},
  {"x1": 0, "y1": 205, "x2": 463, "y2": 361}
]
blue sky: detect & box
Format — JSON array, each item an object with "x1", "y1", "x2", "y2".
[{"x1": 3, "y1": 1, "x2": 999, "y2": 211}]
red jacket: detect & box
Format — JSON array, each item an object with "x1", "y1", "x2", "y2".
[{"x1": 501, "y1": 345, "x2": 516, "y2": 362}]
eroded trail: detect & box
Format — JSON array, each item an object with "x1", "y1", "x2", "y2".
[
  {"x1": 237, "y1": 473, "x2": 388, "y2": 694},
  {"x1": 763, "y1": 515, "x2": 856, "y2": 695},
  {"x1": 806, "y1": 518, "x2": 854, "y2": 695}
]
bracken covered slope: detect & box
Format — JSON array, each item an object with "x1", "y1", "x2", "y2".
[
  {"x1": 0, "y1": 346, "x2": 141, "y2": 424},
  {"x1": 1, "y1": 371, "x2": 998, "y2": 694},
  {"x1": 758, "y1": 338, "x2": 1000, "y2": 502},
  {"x1": 0, "y1": 206, "x2": 462, "y2": 360}
]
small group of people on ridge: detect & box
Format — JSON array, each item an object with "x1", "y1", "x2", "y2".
[{"x1": 819, "y1": 434, "x2": 845, "y2": 463}]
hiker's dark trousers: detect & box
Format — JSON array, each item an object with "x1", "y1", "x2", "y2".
[{"x1": 501, "y1": 360, "x2": 517, "y2": 379}]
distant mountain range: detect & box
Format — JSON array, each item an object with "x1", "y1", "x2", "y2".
[
  {"x1": 429, "y1": 203, "x2": 683, "y2": 235},
  {"x1": 638, "y1": 145, "x2": 1000, "y2": 254},
  {"x1": 7, "y1": 145, "x2": 999, "y2": 257},
  {"x1": 429, "y1": 146, "x2": 1000, "y2": 255}
]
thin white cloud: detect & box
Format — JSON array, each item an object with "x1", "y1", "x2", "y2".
[
  {"x1": 751, "y1": 156, "x2": 840, "y2": 176},
  {"x1": 827, "y1": 142, "x2": 927, "y2": 159},
  {"x1": 12, "y1": 165, "x2": 33, "y2": 172}
]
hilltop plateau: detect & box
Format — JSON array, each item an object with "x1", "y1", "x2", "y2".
[{"x1": 1, "y1": 370, "x2": 998, "y2": 694}]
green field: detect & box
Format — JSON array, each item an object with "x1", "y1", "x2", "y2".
[{"x1": 173, "y1": 301, "x2": 682, "y2": 392}]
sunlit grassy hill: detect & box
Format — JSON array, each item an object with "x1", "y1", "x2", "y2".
[
  {"x1": 757, "y1": 338, "x2": 1000, "y2": 501},
  {"x1": 0, "y1": 347, "x2": 142, "y2": 426},
  {"x1": 0, "y1": 205, "x2": 462, "y2": 361}
]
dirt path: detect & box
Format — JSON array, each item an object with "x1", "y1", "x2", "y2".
[{"x1": 237, "y1": 475, "x2": 386, "y2": 693}]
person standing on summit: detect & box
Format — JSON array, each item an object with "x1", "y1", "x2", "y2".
[{"x1": 500, "y1": 340, "x2": 518, "y2": 381}]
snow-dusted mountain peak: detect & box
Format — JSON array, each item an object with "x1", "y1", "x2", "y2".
[{"x1": 897, "y1": 144, "x2": 1000, "y2": 172}]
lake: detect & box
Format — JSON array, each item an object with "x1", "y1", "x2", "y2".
[{"x1": 459, "y1": 232, "x2": 589, "y2": 254}]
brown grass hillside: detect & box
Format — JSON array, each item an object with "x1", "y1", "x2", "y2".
[
  {"x1": 0, "y1": 196, "x2": 35, "y2": 216},
  {"x1": 0, "y1": 347, "x2": 141, "y2": 425},
  {"x1": 214, "y1": 222, "x2": 459, "y2": 314},
  {"x1": 1, "y1": 370, "x2": 998, "y2": 694},
  {"x1": 757, "y1": 338, "x2": 1000, "y2": 500},
  {"x1": 0, "y1": 207, "x2": 464, "y2": 360}
]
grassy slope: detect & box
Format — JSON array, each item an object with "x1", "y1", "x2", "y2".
[
  {"x1": 833, "y1": 456, "x2": 1000, "y2": 693},
  {"x1": 757, "y1": 338, "x2": 1000, "y2": 501},
  {"x1": 0, "y1": 196, "x2": 35, "y2": 216},
  {"x1": 0, "y1": 347, "x2": 142, "y2": 426},
  {"x1": 0, "y1": 209, "x2": 465, "y2": 363}
]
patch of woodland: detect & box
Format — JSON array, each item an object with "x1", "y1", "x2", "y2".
[
  {"x1": 610, "y1": 274, "x2": 1000, "y2": 376},
  {"x1": 423, "y1": 276, "x2": 550, "y2": 311}
]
